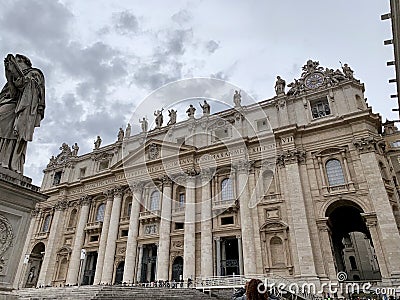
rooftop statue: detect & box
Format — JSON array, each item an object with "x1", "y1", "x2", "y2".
[
  {"x1": 94, "y1": 136, "x2": 102, "y2": 150},
  {"x1": 275, "y1": 76, "x2": 286, "y2": 95},
  {"x1": 125, "y1": 123, "x2": 131, "y2": 137},
  {"x1": 233, "y1": 90, "x2": 241, "y2": 107},
  {"x1": 140, "y1": 117, "x2": 149, "y2": 132},
  {"x1": 72, "y1": 143, "x2": 79, "y2": 156},
  {"x1": 186, "y1": 104, "x2": 196, "y2": 118},
  {"x1": 167, "y1": 109, "x2": 177, "y2": 125},
  {"x1": 154, "y1": 109, "x2": 164, "y2": 129},
  {"x1": 117, "y1": 127, "x2": 124, "y2": 142},
  {"x1": 199, "y1": 100, "x2": 210, "y2": 115},
  {"x1": 0, "y1": 54, "x2": 45, "y2": 174}
]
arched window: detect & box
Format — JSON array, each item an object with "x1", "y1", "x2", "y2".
[
  {"x1": 57, "y1": 257, "x2": 68, "y2": 280},
  {"x1": 349, "y1": 256, "x2": 357, "y2": 270},
  {"x1": 326, "y1": 159, "x2": 345, "y2": 186},
  {"x1": 68, "y1": 209, "x2": 77, "y2": 227},
  {"x1": 263, "y1": 170, "x2": 274, "y2": 194},
  {"x1": 96, "y1": 204, "x2": 105, "y2": 222},
  {"x1": 42, "y1": 215, "x2": 51, "y2": 232},
  {"x1": 126, "y1": 202, "x2": 132, "y2": 217},
  {"x1": 150, "y1": 191, "x2": 160, "y2": 211},
  {"x1": 221, "y1": 178, "x2": 234, "y2": 201}
]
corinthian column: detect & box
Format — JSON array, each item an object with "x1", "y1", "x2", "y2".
[
  {"x1": 93, "y1": 190, "x2": 114, "y2": 284},
  {"x1": 37, "y1": 199, "x2": 68, "y2": 286},
  {"x1": 183, "y1": 175, "x2": 196, "y2": 280},
  {"x1": 65, "y1": 196, "x2": 91, "y2": 285},
  {"x1": 280, "y1": 149, "x2": 317, "y2": 278},
  {"x1": 123, "y1": 182, "x2": 144, "y2": 283},
  {"x1": 353, "y1": 137, "x2": 400, "y2": 280},
  {"x1": 235, "y1": 160, "x2": 257, "y2": 275},
  {"x1": 156, "y1": 177, "x2": 173, "y2": 280},
  {"x1": 101, "y1": 187, "x2": 123, "y2": 284},
  {"x1": 200, "y1": 169, "x2": 213, "y2": 278}
]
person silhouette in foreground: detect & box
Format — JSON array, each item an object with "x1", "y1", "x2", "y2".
[{"x1": 231, "y1": 278, "x2": 268, "y2": 300}]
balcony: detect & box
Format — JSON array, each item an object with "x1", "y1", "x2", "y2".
[
  {"x1": 85, "y1": 221, "x2": 103, "y2": 233},
  {"x1": 34, "y1": 232, "x2": 49, "y2": 240},
  {"x1": 65, "y1": 227, "x2": 76, "y2": 235},
  {"x1": 213, "y1": 199, "x2": 238, "y2": 214},
  {"x1": 323, "y1": 182, "x2": 355, "y2": 195},
  {"x1": 139, "y1": 210, "x2": 161, "y2": 224},
  {"x1": 119, "y1": 216, "x2": 130, "y2": 225}
]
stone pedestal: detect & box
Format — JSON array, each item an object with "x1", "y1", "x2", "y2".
[{"x1": 0, "y1": 167, "x2": 47, "y2": 297}]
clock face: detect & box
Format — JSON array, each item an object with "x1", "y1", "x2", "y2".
[{"x1": 305, "y1": 72, "x2": 324, "y2": 89}]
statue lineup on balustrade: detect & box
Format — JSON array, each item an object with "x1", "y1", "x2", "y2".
[{"x1": 0, "y1": 54, "x2": 45, "y2": 174}]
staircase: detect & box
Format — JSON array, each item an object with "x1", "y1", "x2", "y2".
[{"x1": 16, "y1": 285, "x2": 218, "y2": 300}]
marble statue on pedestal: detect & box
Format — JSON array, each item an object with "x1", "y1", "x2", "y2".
[
  {"x1": 233, "y1": 90, "x2": 241, "y2": 107},
  {"x1": 186, "y1": 104, "x2": 196, "y2": 118},
  {"x1": 199, "y1": 100, "x2": 210, "y2": 115},
  {"x1": 154, "y1": 109, "x2": 163, "y2": 129},
  {"x1": 0, "y1": 54, "x2": 45, "y2": 174},
  {"x1": 275, "y1": 76, "x2": 286, "y2": 95},
  {"x1": 140, "y1": 117, "x2": 149, "y2": 132},
  {"x1": 167, "y1": 109, "x2": 177, "y2": 125}
]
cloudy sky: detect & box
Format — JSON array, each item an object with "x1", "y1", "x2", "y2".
[{"x1": 0, "y1": 0, "x2": 395, "y2": 185}]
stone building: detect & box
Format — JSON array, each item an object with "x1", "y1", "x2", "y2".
[{"x1": 17, "y1": 60, "x2": 400, "y2": 288}]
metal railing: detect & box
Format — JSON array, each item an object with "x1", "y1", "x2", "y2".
[{"x1": 193, "y1": 274, "x2": 323, "y2": 300}]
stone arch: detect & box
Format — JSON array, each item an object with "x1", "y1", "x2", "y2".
[
  {"x1": 324, "y1": 200, "x2": 382, "y2": 281},
  {"x1": 319, "y1": 196, "x2": 371, "y2": 219},
  {"x1": 25, "y1": 242, "x2": 45, "y2": 288}
]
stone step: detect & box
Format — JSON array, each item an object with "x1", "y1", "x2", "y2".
[{"x1": 16, "y1": 286, "x2": 221, "y2": 300}]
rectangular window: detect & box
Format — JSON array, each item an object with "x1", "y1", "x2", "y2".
[
  {"x1": 256, "y1": 119, "x2": 269, "y2": 131},
  {"x1": 175, "y1": 222, "x2": 184, "y2": 230},
  {"x1": 121, "y1": 229, "x2": 129, "y2": 237},
  {"x1": 221, "y1": 216, "x2": 234, "y2": 225},
  {"x1": 214, "y1": 128, "x2": 229, "y2": 141},
  {"x1": 90, "y1": 235, "x2": 99, "y2": 242},
  {"x1": 311, "y1": 98, "x2": 331, "y2": 119},
  {"x1": 177, "y1": 137, "x2": 186, "y2": 145},
  {"x1": 79, "y1": 167, "x2": 86, "y2": 178},
  {"x1": 53, "y1": 171, "x2": 62, "y2": 185},
  {"x1": 99, "y1": 160, "x2": 109, "y2": 171}
]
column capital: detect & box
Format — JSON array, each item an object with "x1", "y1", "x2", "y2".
[
  {"x1": 236, "y1": 235, "x2": 242, "y2": 239},
  {"x1": 213, "y1": 236, "x2": 221, "y2": 241},
  {"x1": 353, "y1": 137, "x2": 381, "y2": 154},
  {"x1": 184, "y1": 166, "x2": 199, "y2": 177},
  {"x1": 316, "y1": 218, "x2": 330, "y2": 232},
  {"x1": 31, "y1": 208, "x2": 41, "y2": 217},
  {"x1": 200, "y1": 168, "x2": 213, "y2": 183},
  {"x1": 361, "y1": 212, "x2": 378, "y2": 228},
  {"x1": 159, "y1": 175, "x2": 173, "y2": 187},
  {"x1": 79, "y1": 195, "x2": 92, "y2": 206},
  {"x1": 103, "y1": 189, "x2": 114, "y2": 199},
  {"x1": 54, "y1": 199, "x2": 68, "y2": 211},
  {"x1": 234, "y1": 159, "x2": 251, "y2": 174},
  {"x1": 131, "y1": 181, "x2": 144, "y2": 193},
  {"x1": 277, "y1": 149, "x2": 306, "y2": 166},
  {"x1": 113, "y1": 186, "x2": 124, "y2": 196}
]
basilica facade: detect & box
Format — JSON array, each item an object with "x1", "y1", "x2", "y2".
[{"x1": 16, "y1": 61, "x2": 400, "y2": 289}]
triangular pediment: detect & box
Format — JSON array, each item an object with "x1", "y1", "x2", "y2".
[{"x1": 111, "y1": 138, "x2": 197, "y2": 170}]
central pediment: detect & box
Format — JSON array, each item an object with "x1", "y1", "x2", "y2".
[{"x1": 111, "y1": 138, "x2": 197, "y2": 170}]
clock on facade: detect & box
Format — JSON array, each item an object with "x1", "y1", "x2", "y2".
[{"x1": 305, "y1": 72, "x2": 324, "y2": 89}]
